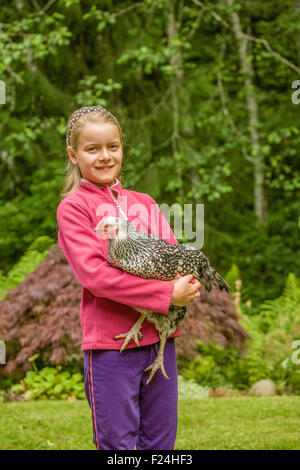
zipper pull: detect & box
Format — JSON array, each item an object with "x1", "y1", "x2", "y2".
[{"x1": 108, "y1": 186, "x2": 128, "y2": 221}]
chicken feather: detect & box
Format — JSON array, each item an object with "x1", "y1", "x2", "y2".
[{"x1": 94, "y1": 216, "x2": 230, "y2": 384}]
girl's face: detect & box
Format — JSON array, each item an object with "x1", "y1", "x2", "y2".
[{"x1": 67, "y1": 122, "x2": 123, "y2": 187}]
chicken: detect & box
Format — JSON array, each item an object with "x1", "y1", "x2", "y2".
[{"x1": 93, "y1": 216, "x2": 230, "y2": 384}]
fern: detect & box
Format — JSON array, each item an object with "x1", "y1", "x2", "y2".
[
  {"x1": 185, "y1": 273, "x2": 300, "y2": 392},
  {"x1": 224, "y1": 263, "x2": 241, "y2": 292},
  {"x1": 259, "y1": 272, "x2": 300, "y2": 334},
  {"x1": 281, "y1": 273, "x2": 300, "y2": 303},
  {"x1": 249, "y1": 273, "x2": 300, "y2": 371}
]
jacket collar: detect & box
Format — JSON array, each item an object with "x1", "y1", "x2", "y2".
[{"x1": 80, "y1": 177, "x2": 123, "y2": 197}]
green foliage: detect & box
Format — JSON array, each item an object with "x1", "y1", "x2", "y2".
[
  {"x1": 183, "y1": 340, "x2": 270, "y2": 390},
  {"x1": 10, "y1": 355, "x2": 85, "y2": 401},
  {"x1": 258, "y1": 273, "x2": 300, "y2": 382},
  {"x1": 258, "y1": 273, "x2": 300, "y2": 334},
  {"x1": 183, "y1": 273, "x2": 300, "y2": 394},
  {"x1": 0, "y1": 235, "x2": 54, "y2": 300},
  {"x1": 0, "y1": 376, "x2": 13, "y2": 394},
  {"x1": 0, "y1": 1, "x2": 299, "y2": 309},
  {"x1": 177, "y1": 375, "x2": 210, "y2": 399},
  {"x1": 224, "y1": 264, "x2": 241, "y2": 293},
  {"x1": 0, "y1": 159, "x2": 61, "y2": 272},
  {"x1": 75, "y1": 76, "x2": 122, "y2": 107}
]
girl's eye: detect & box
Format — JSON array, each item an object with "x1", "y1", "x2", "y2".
[{"x1": 87, "y1": 146, "x2": 118, "y2": 151}]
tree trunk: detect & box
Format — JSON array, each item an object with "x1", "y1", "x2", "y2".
[
  {"x1": 293, "y1": 0, "x2": 300, "y2": 65},
  {"x1": 227, "y1": 0, "x2": 268, "y2": 225},
  {"x1": 165, "y1": 0, "x2": 185, "y2": 199}
]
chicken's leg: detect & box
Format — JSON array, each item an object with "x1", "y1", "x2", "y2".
[
  {"x1": 144, "y1": 333, "x2": 169, "y2": 385},
  {"x1": 114, "y1": 311, "x2": 148, "y2": 352}
]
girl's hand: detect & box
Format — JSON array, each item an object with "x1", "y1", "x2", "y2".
[{"x1": 164, "y1": 272, "x2": 201, "y2": 307}]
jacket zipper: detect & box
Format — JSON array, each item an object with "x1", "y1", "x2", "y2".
[{"x1": 107, "y1": 185, "x2": 128, "y2": 221}]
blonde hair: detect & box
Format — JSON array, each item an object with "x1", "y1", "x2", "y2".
[{"x1": 60, "y1": 106, "x2": 124, "y2": 200}]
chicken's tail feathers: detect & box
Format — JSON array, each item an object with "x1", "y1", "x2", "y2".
[{"x1": 203, "y1": 267, "x2": 231, "y2": 293}]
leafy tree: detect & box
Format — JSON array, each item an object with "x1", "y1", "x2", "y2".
[{"x1": 0, "y1": 0, "x2": 299, "y2": 306}]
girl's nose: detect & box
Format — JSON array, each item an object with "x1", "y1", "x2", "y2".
[{"x1": 99, "y1": 147, "x2": 111, "y2": 161}]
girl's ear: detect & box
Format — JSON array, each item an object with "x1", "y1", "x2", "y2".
[{"x1": 67, "y1": 146, "x2": 77, "y2": 165}]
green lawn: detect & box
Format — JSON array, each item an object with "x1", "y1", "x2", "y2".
[{"x1": 0, "y1": 396, "x2": 300, "y2": 450}]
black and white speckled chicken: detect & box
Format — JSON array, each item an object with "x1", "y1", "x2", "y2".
[{"x1": 94, "y1": 216, "x2": 230, "y2": 384}]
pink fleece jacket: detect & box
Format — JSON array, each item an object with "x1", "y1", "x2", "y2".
[{"x1": 56, "y1": 177, "x2": 180, "y2": 350}]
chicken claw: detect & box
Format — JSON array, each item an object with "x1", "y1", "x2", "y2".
[
  {"x1": 144, "y1": 335, "x2": 169, "y2": 384},
  {"x1": 114, "y1": 312, "x2": 147, "y2": 352},
  {"x1": 114, "y1": 328, "x2": 143, "y2": 352},
  {"x1": 144, "y1": 356, "x2": 169, "y2": 385}
]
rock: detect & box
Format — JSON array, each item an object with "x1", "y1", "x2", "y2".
[
  {"x1": 67, "y1": 395, "x2": 76, "y2": 402},
  {"x1": 248, "y1": 379, "x2": 277, "y2": 397}
]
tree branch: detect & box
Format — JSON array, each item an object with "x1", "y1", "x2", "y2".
[
  {"x1": 125, "y1": 87, "x2": 173, "y2": 123},
  {"x1": 239, "y1": 32, "x2": 300, "y2": 75},
  {"x1": 5, "y1": 65, "x2": 25, "y2": 84},
  {"x1": 191, "y1": 0, "x2": 230, "y2": 28},
  {"x1": 216, "y1": 43, "x2": 254, "y2": 164},
  {"x1": 192, "y1": 0, "x2": 300, "y2": 75},
  {"x1": 42, "y1": 0, "x2": 58, "y2": 14},
  {"x1": 112, "y1": 1, "x2": 146, "y2": 18}
]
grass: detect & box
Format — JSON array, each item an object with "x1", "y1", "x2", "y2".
[
  {"x1": 178, "y1": 396, "x2": 300, "y2": 450},
  {"x1": 0, "y1": 396, "x2": 300, "y2": 450}
]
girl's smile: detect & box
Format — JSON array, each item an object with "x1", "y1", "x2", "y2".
[
  {"x1": 95, "y1": 165, "x2": 115, "y2": 171},
  {"x1": 67, "y1": 122, "x2": 123, "y2": 187}
]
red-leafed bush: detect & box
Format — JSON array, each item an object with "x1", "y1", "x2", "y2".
[
  {"x1": 0, "y1": 244, "x2": 250, "y2": 379},
  {"x1": 0, "y1": 244, "x2": 82, "y2": 379}
]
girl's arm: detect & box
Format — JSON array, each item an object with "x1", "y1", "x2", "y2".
[{"x1": 57, "y1": 199, "x2": 175, "y2": 315}]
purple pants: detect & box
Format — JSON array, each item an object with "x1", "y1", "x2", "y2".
[{"x1": 83, "y1": 338, "x2": 178, "y2": 450}]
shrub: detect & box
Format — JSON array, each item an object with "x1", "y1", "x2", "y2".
[
  {"x1": 177, "y1": 374, "x2": 210, "y2": 399},
  {"x1": 0, "y1": 235, "x2": 54, "y2": 301},
  {"x1": 0, "y1": 244, "x2": 82, "y2": 379},
  {"x1": 224, "y1": 264, "x2": 241, "y2": 293},
  {"x1": 176, "y1": 283, "x2": 251, "y2": 372},
  {"x1": 9, "y1": 355, "x2": 85, "y2": 401},
  {"x1": 183, "y1": 273, "x2": 300, "y2": 394},
  {"x1": 183, "y1": 340, "x2": 270, "y2": 390},
  {"x1": 0, "y1": 244, "x2": 250, "y2": 380}
]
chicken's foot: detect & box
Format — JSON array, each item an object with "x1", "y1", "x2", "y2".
[
  {"x1": 114, "y1": 312, "x2": 148, "y2": 352},
  {"x1": 144, "y1": 334, "x2": 169, "y2": 385}
]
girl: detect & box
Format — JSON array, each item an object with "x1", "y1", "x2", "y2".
[{"x1": 56, "y1": 105, "x2": 201, "y2": 450}]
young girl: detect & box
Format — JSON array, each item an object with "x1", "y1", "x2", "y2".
[{"x1": 56, "y1": 105, "x2": 201, "y2": 451}]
